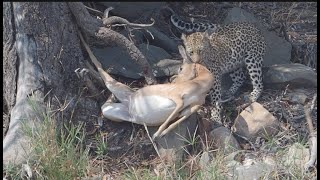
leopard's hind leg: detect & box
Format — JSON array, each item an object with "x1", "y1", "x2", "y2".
[{"x1": 244, "y1": 55, "x2": 263, "y2": 102}]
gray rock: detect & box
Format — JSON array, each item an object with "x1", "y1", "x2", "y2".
[
  {"x1": 141, "y1": 27, "x2": 180, "y2": 54},
  {"x1": 287, "y1": 91, "x2": 308, "y2": 104},
  {"x1": 225, "y1": 152, "x2": 275, "y2": 180},
  {"x1": 210, "y1": 126, "x2": 241, "y2": 154},
  {"x1": 223, "y1": 7, "x2": 292, "y2": 66},
  {"x1": 198, "y1": 151, "x2": 212, "y2": 178},
  {"x1": 199, "y1": 151, "x2": 211, "y2": 169},
  {"x1": 232, "y1": 161, "x2": 274, "y2": 180},
  {"x1": 97, "y1": 2, "x2": 165, "y2": 22},
  {"x1": 154, "y1": 59, "x2": 181, "y2": 77},
  {"x1": 233, "y1": 102, "x2": 280, "y2": 140},
  {"x1": 282, "y1": 143, "x2": 310, "y2": 170},
  {"x1": 263, "y1": 63, "x2": 317, "y2": 89},
  {"x1": 148, "y1": 113, "x2": 198, "y2": 164},
  {"x1": 91, "y1": 44, "x2": 180, "y2": 79}
]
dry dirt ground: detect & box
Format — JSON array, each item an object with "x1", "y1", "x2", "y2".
[{"x1": 80, "y1": 2, "x2": 317, "y2": 178}]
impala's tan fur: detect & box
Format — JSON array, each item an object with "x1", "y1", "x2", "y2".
[{"x1": 79, "y1": 32, "x2": 214, "y2": 139}]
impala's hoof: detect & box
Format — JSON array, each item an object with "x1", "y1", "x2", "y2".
[
  {"x1": 220, "y1": 95, "x2": 235, "y2": 103},
  {"x1": 159, "y1": 132, "x2": 165, "y2": 138},
  {"x1": 152, "y1": 133, "x2": 158, "y2": 140},
  {"x1": 74, "y1": 68, "x2": 89, "y2": 79}
]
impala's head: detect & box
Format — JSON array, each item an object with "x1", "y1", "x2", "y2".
[
  {"x1": 181, "y1": 31, "x2": 211, "y2": 63},
  {"x1": 171, "y1": 45, "x2": 204, "y2": 83}
]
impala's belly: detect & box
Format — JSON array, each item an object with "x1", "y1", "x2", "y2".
[{"x1": 129, "y1": 95, "x2": 176, "y2": 126}]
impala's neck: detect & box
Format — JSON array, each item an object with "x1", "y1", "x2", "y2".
[
  {"x1": 192, "y1": 66, "x2": 214, "y2": 90},
  {"x1": 170, "y1": 14, "x2": 220, "y2": 33}
]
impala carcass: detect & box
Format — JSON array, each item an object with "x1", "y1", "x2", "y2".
[{"x1": 79, "y1": 33, "x2": 214, "y2": 139}]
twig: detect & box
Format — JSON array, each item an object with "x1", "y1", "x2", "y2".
[
  {"x1": 143, "y1": 123, "x2": 173, "y2": 180},
  {"x1": 145, "y1": 29, "x2": 155, "y2": 40},
  {"x1": 304, "y1": 104, "x2": 317, "y2": 171},
  {"x1": 280, "y1": 22, "x2": 290, "y2": 42},
  {"x1": 310, "y1": 93, "x2": 317, "y2": 111},
  {"x1": 219, "y1": 95, "x2": 235, "y2": 103},
  {"x1": 84, "y1": 5, "x2": 104, "y2": 17},
  {"x1": 285, "y1": 93, "x2": 317, "y2": 121}
]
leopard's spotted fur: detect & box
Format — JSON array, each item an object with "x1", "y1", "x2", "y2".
[{"x1": 171, "y1": 13, "x2": 266, "y2": 122}]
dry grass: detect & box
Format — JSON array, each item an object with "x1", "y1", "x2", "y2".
[{"x1": 3, "y1": 98, "x2": 90, "y2": 180}]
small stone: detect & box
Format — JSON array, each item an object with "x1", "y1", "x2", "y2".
[
  {"x1": 233, "y1": 102, "x2": 280, "y2": 140},
  {"x1": 210, "y1": 126, "x2": 241, "y2": 154}
]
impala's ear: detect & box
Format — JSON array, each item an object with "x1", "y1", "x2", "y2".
[
  {"x1": 207, "y1": 27, "x2": 215, "y2": 34},
  {"x1": 178, "y1": 45, "x2": 192, "y2": 64},
  {"x1": 204, "y1": 30, "x2": 210, "y2": 39},
  {"x1": 181, "y1": 33, "x2": 187, "y2": 43}
]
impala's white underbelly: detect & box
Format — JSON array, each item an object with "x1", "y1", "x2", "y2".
[{"x1": 129, "y1": 95, "x2": 176, "y2": 126}]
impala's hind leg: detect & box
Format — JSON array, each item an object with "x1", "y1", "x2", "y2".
[
  {"x1": 102, "y1": 103, "x2": 131, "y2": 122},
  {"x1": 159, "y1": 105, "x2": 201, "y2": 137},
  {"x1": 101, "y1": 94, "x2": 131, "y2": 122},
  {"x1": 152, "y1": 98, "x2": 184, "y2": 139},
  {"x1": 98, "y1": 69, "x2": 135, "y2": 105}
]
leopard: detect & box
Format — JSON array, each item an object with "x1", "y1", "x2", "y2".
[{"x1": 169, "y1": 11, "x2": 266, "y2": 122}]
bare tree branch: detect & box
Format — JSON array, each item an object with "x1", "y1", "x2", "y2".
[
  {"x1": 103, "y1": 16, "x2": 155, "y2": 28},
  {"x1": 67, "y1": 2, "x2": 156, "y2": 85}
]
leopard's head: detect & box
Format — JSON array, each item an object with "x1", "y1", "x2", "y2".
[{"x1": 181, "y1": 32, "x2": 210, "y2": 63}]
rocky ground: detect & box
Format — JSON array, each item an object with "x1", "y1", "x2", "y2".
[{"x1": 76, "y1": 2, "x2": 317, "y2": 179}]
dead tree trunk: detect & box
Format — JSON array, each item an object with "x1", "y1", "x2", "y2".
[
  {"x1": 3, "y1": 2, "x2": 87, "y2": 165},
  {"x1": 3, "y1": 2, "x2": 160, "y2": 165}
]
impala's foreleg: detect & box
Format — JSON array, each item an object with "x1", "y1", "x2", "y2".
[
  {"x1": 159, "y1": 105, "x2": 201, "y2": 137},
  {"x1": 152, "y1": 97, "x2": 184, "y2": 139}
]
